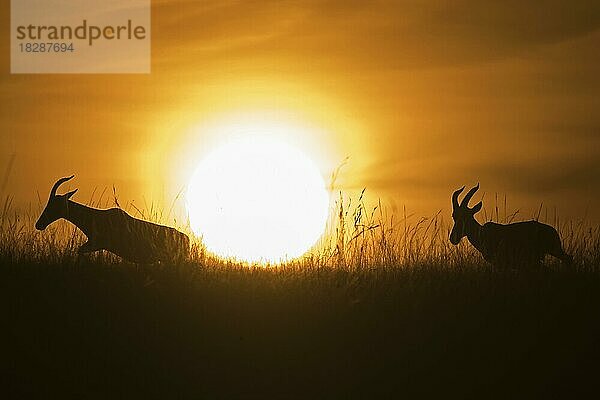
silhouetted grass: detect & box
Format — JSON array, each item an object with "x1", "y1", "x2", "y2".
[{"x1": 1, "y1": 192, "x2": 600, "y2": 398}]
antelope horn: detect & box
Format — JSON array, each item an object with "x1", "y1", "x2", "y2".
[
  {"x1": 50, "y1": 175, "x2": 75, "y2": 197},
  {"x1": 460, "y1": 183, "x2": 480, "y2": 208},
  {"x1": 452, "y1": 186, "x2": 465, "y2": 209}
]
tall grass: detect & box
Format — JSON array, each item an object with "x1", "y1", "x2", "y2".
[
  {"x1": 326, "y1": 190, "x2": 600, "y2": 271},
  {"x1": 1, "y1": 188, "x2": 598, "y2": 271}
]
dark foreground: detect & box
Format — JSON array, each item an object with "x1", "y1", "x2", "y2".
[{"x1": 2, "y1": 261, "x2": 599, "y2": 399}]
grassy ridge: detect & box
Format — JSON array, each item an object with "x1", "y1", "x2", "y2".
[
  {"x1": 3, "y1": 261, "x2": 600, "y2": 398},
  {"x1": 1, "y1": 195, "x2": 600, "y2": 398}
]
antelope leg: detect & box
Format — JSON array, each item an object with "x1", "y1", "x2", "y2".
[{"x1": 78, "y1": 240, "x2": 101, "y2": 254}]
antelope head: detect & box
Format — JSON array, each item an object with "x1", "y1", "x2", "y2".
[
  {"x1": 35, "y1": 175, "x2": 78, "y2": 230},
  {"x1": 450, "y1": 184, "x2": 482, "y2": 245}
]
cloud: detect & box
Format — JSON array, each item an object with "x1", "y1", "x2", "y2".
[
  {"x1": 1, "y1": 0, "x2": 599, "y2": 219},
  {"x1": 151, "y1": 0, "x2": 600, "y2": 70},
  {"x1": 473, "y1": 155, "x2": 600, "y2": 196}
]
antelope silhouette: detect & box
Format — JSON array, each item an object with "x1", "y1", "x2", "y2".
[
  {"x1": 35, "y1": 175, "x2": 190, "y2": 263},
  {"x1": 450, "y1": 184, "x2": 572, "y2": 268}
]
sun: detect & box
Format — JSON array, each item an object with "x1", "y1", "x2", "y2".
[{"x1": 186, "y1": 135, "x2": 330, "y2": 263}]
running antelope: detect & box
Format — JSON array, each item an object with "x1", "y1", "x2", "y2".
[
  {"x1": 35, "y1": 175, "x2": 190, "y2": 263},
  {"x1": 450, "y1": 184, "x2": 572, "y2": 268}
]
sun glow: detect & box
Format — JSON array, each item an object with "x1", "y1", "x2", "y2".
[{"x1": 186, "y1": 134, "x2": 330, "y2": 263}]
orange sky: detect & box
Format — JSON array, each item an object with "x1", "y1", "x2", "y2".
[{"x1": 1, "y1": 1, "x2": 599, "y2": 222}]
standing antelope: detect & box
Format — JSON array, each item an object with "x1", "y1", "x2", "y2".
[
  {"x1": 35, "y1": 175, "x2": 190, "y2": 263},
  {"x1": 450, "y1": 184, "x2": 572, "y2": 268}
]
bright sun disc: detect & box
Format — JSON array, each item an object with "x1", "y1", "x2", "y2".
[{"x1": 187, "y1": 136, "x2": 329, "y2": 263}]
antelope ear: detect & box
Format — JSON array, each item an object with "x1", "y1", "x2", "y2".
[
  {"x1": 65, "y1": 189, "x2": 78, "y2": 199},
  {"x1": 471, "y1": 201, "x2": 482, "y2": 214}
]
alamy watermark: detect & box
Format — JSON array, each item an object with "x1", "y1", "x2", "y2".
[{"x1": 11, "y1": 0, "x2": 150, "y2": 73}]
